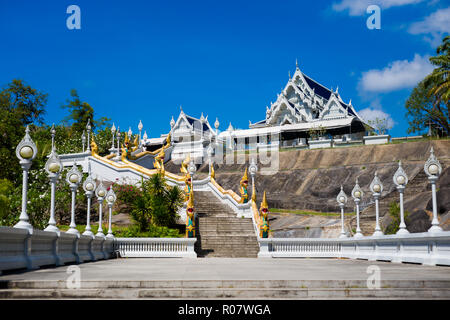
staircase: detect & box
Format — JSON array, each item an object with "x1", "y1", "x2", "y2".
[{"x1": 194, "y1": 191, "x2": 259, "y2": 258}]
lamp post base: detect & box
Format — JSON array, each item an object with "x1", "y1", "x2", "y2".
[
  {"x1": 339, "y1": 233, "x2": 348, "y2": 239},
  {"x1": 372, "y1": 230, "x2": 384, "y2": 237},
  {"x1": 67, "y1": 227, "x2": 80, "y2": 235},
  {"x1": 95, "y1": 231, "x2": 105, "y2": 238},
  {"x1": 106, "y1": 233, "x2": 114, "y2": 239},
  {"x1": 396, "y1": 228, "x2": 410, "y2": 235},
  {"x1": 82, "y1": 229, "x2": 94, "y2": 236},
  {"x1": 428, "y1": 225, "x2": 443, "y2": 233},
  {"x1": 44, "y1": 224, "x2": 59, "y2": 233},
  {"x1": 354, "y1": 232, "x2": 363, "y2": 238},
  {"x1": 14, "y1": 220, "x2": 33, "y2": 232}
]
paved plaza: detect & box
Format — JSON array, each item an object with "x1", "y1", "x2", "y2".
[{"x1": 1, "y1": 257, "x2": 449, "y2": 281}]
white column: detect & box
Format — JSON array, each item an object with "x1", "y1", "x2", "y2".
[
  {"x1": 106, "y1": 203, "x2": 114, "y2": 238},
  {"x1": 96, "y1": 198, "x2": 105, "y2": 237},
  {"x1": 67, "y1": 185, "x2": 79, "y2": 235},
  {"x1": 44, "y1": 176, "x2": 59, "y2": 233},
  {"x1": 396, "y1": 186, "x2": 409, "y2": 235},
  {"x1": 83, "y1": 195, "x2": 93, "y2": 236},
  {"x1": 373, "y1": 193, "x2": 383, "y2": 236},
  {"x1": 354, "y1": 199, "x2": 363, "y2": 238},
  {"x1": 339, "y1": 203, "x2": 346, "y2": 238},
  {"x1": 428, "y1": 177, "x2": 443, "y2": 233}
]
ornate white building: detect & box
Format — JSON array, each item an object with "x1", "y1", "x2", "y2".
[{"x1": 142, "y1": 61, "x2": 371, "y2": 162}]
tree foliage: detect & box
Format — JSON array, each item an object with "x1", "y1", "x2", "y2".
[{"x1": 406, "y1": 36, "x2": 449, "y2": 136}]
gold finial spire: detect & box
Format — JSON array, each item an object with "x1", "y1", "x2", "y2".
[{"x1": 241, "y1": 167, "x2": 248, "y2": 183}]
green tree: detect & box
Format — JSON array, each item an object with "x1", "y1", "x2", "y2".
[
  {"x1": 425, "y1": 35, "x2": 450, "y2": 107},
  {"x1": 61, "y1": 89, "x2": 110, "y2": 134},
  {"x1": 384, "y1": 201, "x2": 410, "y2": 235},
  {"x1": 128, "y1": 174, "x2": 184, "y2": 231},
  {"x1": 0, "y1": 80, "x2": 48, "y2": 183},
  {"x1": 406, "y1": 36, "x2": 449, "y2": 136}
]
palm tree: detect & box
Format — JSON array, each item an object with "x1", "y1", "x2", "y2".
[{"x1": 425, "y1": 35, "x2": 450, "y2": 106}]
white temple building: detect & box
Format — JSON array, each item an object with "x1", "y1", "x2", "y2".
[{"x1": 142, "y1": 61, "x2": 372, "y2": 162}]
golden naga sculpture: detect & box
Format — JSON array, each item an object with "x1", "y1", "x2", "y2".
[
  {"x1": 124, "y1": 133, "x2": 172, "y2": 160},
  {"x1": 184, "y1": 172, "x2": 192, "y2": 202},
  {"x1": 180, "y1": 154, "x2": 191, "y2": 175},
  {"x1": 239, "y1": 168, "x2": 249, "y2": 204},
  {"x1": 91, "y1": 135, "x2": 99, "y2": 155},
  {"x1": 259, "y1": 191, "x2": 270, "y2": 238},
  {"x1": 153, "y1": 148, "x2": 165, "y2": 175},
  {"x1": 210, "y1": 163, "x2": 215, "y2": 179},
  {"x1": 186, "y1": 190, "x2": 195, "y2": 238}
]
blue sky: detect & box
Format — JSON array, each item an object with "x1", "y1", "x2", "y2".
[{"x1": 0, "y1": 0, "x2": 448, "y2": 137}]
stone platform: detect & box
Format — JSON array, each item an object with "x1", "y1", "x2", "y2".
[{"x1": 0, "y1": 258, "x2": 449, "y2": 299}]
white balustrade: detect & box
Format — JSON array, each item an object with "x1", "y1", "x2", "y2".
[
  {"x1": 114, "y1": 238, "x2": 197, "y2": 258},
  {"x1": 0, "y1": 226, "x2": 115, "y2": 274},
  {"x1": 258, "y1": 232, "x2": 450, "y2": 266}
]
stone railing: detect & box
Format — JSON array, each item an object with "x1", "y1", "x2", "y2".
[
  {"x1": 114, "y1": 238, "x2": 197, "y2": 258},
  {"x1": 0, "y1": 226, "x2": 114, "y2": 274},
  {"x1": 257, "y1": 231, "x2": 450, "y2": 266}
]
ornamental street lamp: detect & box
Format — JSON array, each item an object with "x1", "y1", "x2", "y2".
[
  {"x1": 44, "y1": 130, "x2": 63, "y2": 233},
  {"x1": 336, "y1": 185, "x2": 348, "y2": 238},
  {"x1": 14, "y1": 125, "x2": 37, "y2": 231},
  {"x1": 66, "y1": 162, "x2": 83, "y2": 235},
  {"x1": 82, "y1": 164, "x2": 96, "y2": 236},
  {"x1": 370, "y1": 171, "x2": 384, "y2": 237},
  {"x1": 138, "y1": 120, "x2": 143, "y2": 146},
  {"x1": 214, "y1": 117, "x2": 220, "y2": 136},
  {"x1": 81, "y1": 130, "x2": 86, "y2": 153},
  {"x1": 95, "y1": 181, "x2": 107, "y2": 237},
  {"x1": 188, "y1": 160, "x2": 196, "y2": 190},
  {"x1": 116, "y1": 127, "x2": 121, "y2": 155},
  {"x1": 128, "y1": 127, "x2": 132, "y2": 140},
  {"x1": 249, "y1": 158, "x2": 258, "y2": 201},
  {"x1": 86, "y1": 119, "x2": 91, "y2": 152},
  {"x1": 393, "y1": 161, "x2": 409, "y2": 235},
  {"x1": 351, "y1": 179, "x2": 364, "y2": 238},
  {"x1": 424, "y1": 147, "x2": 443, "y2": 233},
  {"x1": 106, "y1": 188, "x2": 117, "y2": 239},
  {"x1": 110, "y1": 123, "x2": 116, "y2": 153}
]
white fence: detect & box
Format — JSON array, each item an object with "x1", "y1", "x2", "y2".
[
  {"x1": 114, "y1": 238, "x2": 197, "y2": 258},
  {"x1": 0, "y1": 226, "x2": 114, "y2": 274},
  {"x1": 258, "y1": 231, "x2": 450, "y2": 266}
]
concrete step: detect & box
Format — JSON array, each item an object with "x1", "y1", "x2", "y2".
[{"x1": 1, "y1": 279, "x2": 449, "y2": 299}]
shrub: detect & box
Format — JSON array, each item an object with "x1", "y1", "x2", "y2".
[{"x1": 384, "y1": 201, "x2": 410, "y2": 235}]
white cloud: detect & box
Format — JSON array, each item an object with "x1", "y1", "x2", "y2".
[
  {"x1": 408, "y1": 7, "x2": 450, "y2": 46},
  {"x1": 359, "y1": 54, "x2": 433, "y2": 93},
  {"x1": 332, "y1": 0, "x2": 424, "y2": 16},
  {"x1": 359, "y1": 105, "x2": 395, "y2": 129}
]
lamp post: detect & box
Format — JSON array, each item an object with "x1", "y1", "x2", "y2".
[
  {"x1": 393, "y1": 161, "x2": 409, "y2": 235},
  {"x1": 14, "y1": 125, "x2": 37, "y2": 231},
  {"x1": 81, "y1": 130, "x2": 86, "y2": 153},
  {"x1": 351, "y1": 179, "x2": 364, "y2": 238},
  {"x1": 336, "y1": 185, "x2": 348, "y2": 238},
  {"x1": 128, "y1": 127, "x2": 132, "y2": 141},
  {"x1": 424, "y1": 147, "x2": 443, "y2": 233},
  {"x1": 66, "y1": 162, "x2": 82, "y2": 235},
  {"x1": 86, "y1": 119, "x2": 91, "y2": 152},
  {"x1": 82, "y1": 164, "x2": 96, "y2": 236},
  {"x1": 44, "y1": 125, "x2": 63, "y2": 233},
  {"x1": 106, "y1": 187, "x2": 117, "y2": 239},
  {"x1": 110, "y1": 123, "x2": 116, "y2": 153},
  {"x1": 116, "y1": 127, "x2": 121, "y2": 155},
  {"x1": 95, "y1": 181, "x2": 107, "y2": 237},
  {"x1": 138, "y1": 120, "x2": 143, "y2": 146},
  {"x1": 188, "y1": 160, "x2": 196, "y2": 190},
  {"x1": 249, "y1": 158, "x2": 258, "y2": 201},
  {"x1": 215, "y1": 118, "x2": 220, "y2": 136},
  {"x1": 370, "y1": 171, "x2": 384, "y2": 236}
]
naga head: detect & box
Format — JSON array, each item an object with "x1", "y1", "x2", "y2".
[
  {"x1": 260, "y1": 191, "x2": 269, "y2": 219},
  {"x1": 240, "y1": 167, "x2": 249, "y2": 188}
]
